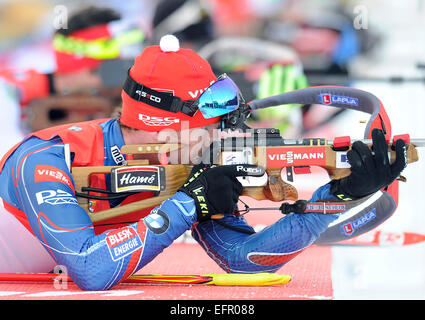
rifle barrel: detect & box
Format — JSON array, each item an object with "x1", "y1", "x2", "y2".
[
  {"x1": 343, "y1": 138, "x2": 425, "y2": 147},
  {"x1": 264, "y1": 138, "x2": 425, "y2": 147}
]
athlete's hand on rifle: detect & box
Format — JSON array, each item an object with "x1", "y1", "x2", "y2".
[
  {"x1": 178, "y1": 163, "x2": 264, "y2": 222},
  {"x1": 330, "y1": 128, "x2": 407, "y2": 200}
]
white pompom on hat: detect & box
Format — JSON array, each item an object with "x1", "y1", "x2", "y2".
[{"x1": 159, "y1": 34, "x2": 180, "y2": 52}]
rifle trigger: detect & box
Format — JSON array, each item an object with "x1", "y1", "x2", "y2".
[{"x1": 286, "y1": 167, "x2": 294, "y2": 182}]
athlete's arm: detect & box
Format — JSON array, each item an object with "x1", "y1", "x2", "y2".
[
  {"x1": 10, "y1": 137, "x2": 197, "y2": 290},
  {"x1": 191, "y1": 179, "x2": 341, "y2": 274}
]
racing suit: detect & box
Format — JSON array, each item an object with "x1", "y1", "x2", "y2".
[
  {"x1": 0, "y1": 118, "x2": 339, "y2": 290},
  {"x1": 0, "y1": 69, "x2": 51, "y2": 273}
]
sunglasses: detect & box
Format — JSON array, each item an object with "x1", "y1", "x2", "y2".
[
  {"x1": 187, "y1": 74, "x2": 241, "y2": 119},
  {"x1": 123, "y1": 72, "x2": 241, "y2": 119}
]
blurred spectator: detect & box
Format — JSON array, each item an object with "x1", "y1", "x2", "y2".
[
  {"x1": 0, "y1": 5, "x2": 145, "y2": 138},
  {"x1": 0, "y1": 3, "x2": 146, "y2": 273},
  {"x1": 150, "y1": 0, "x2": 308, "y2": 137},
  {"x1": 151, "y1": 0, "x2": 215, "y2": 49}
]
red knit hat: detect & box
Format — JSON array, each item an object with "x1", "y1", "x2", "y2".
[
  {"x1": 53, "y1": 21, "x2": 145, "y2": 74},
  {"x1": 120, "y1": 35, "x2": 220, "y2": 131},
  {"x1": 54, "y1": 24, "x2": 109, "y2": 74}
]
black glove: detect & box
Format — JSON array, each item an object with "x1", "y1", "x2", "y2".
[
  {"x1": 178, "y1": 163, "x2": 264, "y2": 222},
  {"x1": 330, "y1": 128, "x2": 407, "y2": 200}
]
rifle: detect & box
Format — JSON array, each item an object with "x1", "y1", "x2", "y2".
[{"x1": 71, "y1": 86, "x2": 423, "y2": 244}]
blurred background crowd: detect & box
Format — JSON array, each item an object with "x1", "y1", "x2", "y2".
[{"x1": 2, "y1": 0, "x2": 423, "y2": 152}]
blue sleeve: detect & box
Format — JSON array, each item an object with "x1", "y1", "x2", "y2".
[
  {"x1": 300, "y1": 183, "x2": 340, "y2": 237},
  {"x1": 191, "y1": 183, "x2": 341, "y2": 273},
  {"x1": 8, "y1": 137, "x2": 196, "y2": 290}
]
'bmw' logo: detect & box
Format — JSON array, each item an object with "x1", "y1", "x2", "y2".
[{"x1": 145, "y1": 209, "x2": 170, "y2": 234}]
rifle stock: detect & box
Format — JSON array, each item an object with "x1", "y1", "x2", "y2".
[
  {"x1": 71, "y1": 141, "x2": 419, "y2": 223},
  {"x1": 324, "y1": 143, "x2": 418, "y2": 179},
  {"x1": 73, "y1": 163, "x2": 191, "y2": 223}
]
